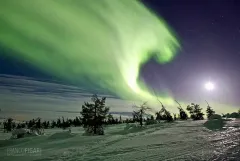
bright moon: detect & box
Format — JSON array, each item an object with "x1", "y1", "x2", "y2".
[{"x1": 205, "y1": 82, "x2": 215, "y2": 91}]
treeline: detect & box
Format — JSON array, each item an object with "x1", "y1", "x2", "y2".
[
  {"x1": 130, "y1": 101, "x2": 205, "y2": 127},
  {"x1": 2, "y1": 95, "x2": 240, "y2": 135},
  {"x1": 2, "y1": 114, "x2": 123, "y2": 133},
  {"x1": 2, "y1": 117, "x2": 80, "y2": 133}
]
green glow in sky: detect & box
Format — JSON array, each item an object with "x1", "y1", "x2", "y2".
[{"x1": 0, "y1": 0, "x2": 180, "y2": 106}]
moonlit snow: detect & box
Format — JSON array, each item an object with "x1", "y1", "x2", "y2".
[{"x1": 0, "y1": 120, "x2": 239, "y2": 161}]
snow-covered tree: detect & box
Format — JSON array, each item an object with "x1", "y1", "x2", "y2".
[{"x1": 3, "y1": 118, "x2": 13, "y2": 132}]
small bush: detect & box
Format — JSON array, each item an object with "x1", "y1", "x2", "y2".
[
  {"x1": 209, "y1": 114, "x2": 222, "y2": 120},
  {"x1": 17, "y1": 133, "x2": 25, "y2": 139},
  {"x1": 84, "y1": 126, "x2": 104, "y2": 135},
  {"x1": 204, "y1": 119, "x2": 225, "y2": 131},
  {"x1": 145, "y1": 120, "x2": 158, "y2": 125}
]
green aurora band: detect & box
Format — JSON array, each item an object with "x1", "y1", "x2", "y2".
[{"x1": 0, "y1": 0, "x2": 180, "y2": 106}]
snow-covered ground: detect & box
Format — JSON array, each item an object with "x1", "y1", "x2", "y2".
[{"x1": 0, "y1": 120, "x2": 239, "y2": 161}]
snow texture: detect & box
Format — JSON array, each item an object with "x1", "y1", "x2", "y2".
[{"x1": 0, "y1": 120, "x2": 239, "y2": 161}]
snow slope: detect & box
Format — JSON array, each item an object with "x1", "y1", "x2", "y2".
[{"x1": 0, "y1": 120, "x2": 239, "y2": 161}]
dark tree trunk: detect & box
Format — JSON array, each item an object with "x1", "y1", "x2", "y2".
[{"x1": 94, "y1": 106, "x2": 97, "y2": 134}]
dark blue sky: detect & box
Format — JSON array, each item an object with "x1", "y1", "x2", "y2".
[
  {"x1": 1, "y1": 0, "x2": 240, "y2": 107},
  {"x1": 141, "y1": 0, "x2": 240, "y2": 105}
]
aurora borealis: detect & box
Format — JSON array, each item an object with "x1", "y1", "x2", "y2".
[
  {"x1": 0, "y1": 0, "x2": 179, "y2": 105},
  {"x1": 0, "y1": 0, "x2": 240, "y2": 116}
]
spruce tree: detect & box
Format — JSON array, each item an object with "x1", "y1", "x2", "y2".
[
  {"x1": 155, "y1": 111, "x2": 163, "y2": 121},
  {"x1": 4, "y1": 118, "x2": 13, "y2": 132},
  {"x1": 175, "y1": 100, "x2": 188, "y2": 120},
  {"x1": 173, "y1": 113, "x2": 177, "y2": 120},
  {"x1": 206, "y1": 106, "x2": 215, "y2": 119},
  {"x1": 206, "y1": 101, "x2": 215, "y2": 119},
  {"x1": 155, "y1": 106, "x2": 173, "y2": 122},
  {"x1": 178, "y1": 107, "x2": 188, "y2": 120},
  {"x1": 162, "y1": 109, "x2": 173, "y2": 122},
  {"x1": 186, "y1": 103, "x2": 204, "y2": 120},
  {"x1": 51, "y1": 120, "x2": 57, "y2": 128},
  {"x1": 80, "y1": 94, "x2": 109, "y2": 135},
  {"x1": 119, "y1": 115, "x2": 122, "y2": 123},
  {"x1": 107, "y1": 114, "x2": 114, "y2": 125},
  {"x1": 36, "y1": 118, "x2": 42, "y2": 129},
  {"x1": 57, "y1": 118, "x2": 61, "y2": 128},
  {"x1": 154, "y1": 97, "x2": 173, "y2": 122},
  {"x1": 150, "y1": 115, "x2": 154, "y2": 120}
]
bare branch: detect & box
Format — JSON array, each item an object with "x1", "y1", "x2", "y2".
[
  {"x1": 152, "y1": 88, "x2": 164, "y2": 107},
  {"x1": 175, "y1": 100, "x2": 182, "y2": 108},
  {"x1": 132, "y1": 102, "x2": 138, "y2": 108},
  {"x1": 205, "y1": 100, "x2": 209, "y2": 106},
  {"x1": 142, "y1": 101, "x2": 148, "y2": 106}
]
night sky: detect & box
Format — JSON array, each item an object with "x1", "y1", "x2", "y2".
[
  {"x1": 141, "y1": 0, "x2": 240, "y2": 106},
  {"x1": 0, "y1": 0, "x2": 240, "y2": 118}
]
